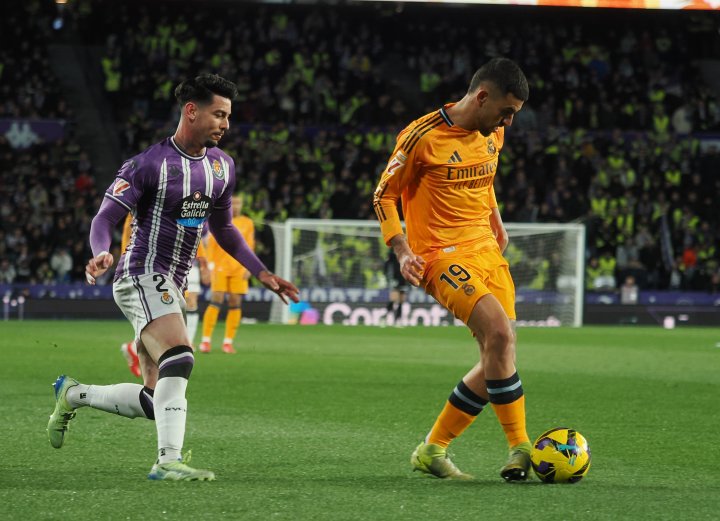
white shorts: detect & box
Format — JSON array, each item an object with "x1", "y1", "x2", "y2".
[
  {"x1": 186, "y1": 264, "x2": 201, "y2": 294},
  {"x1": 113, "y1": 273, "x2": 186, "y2": 340}
]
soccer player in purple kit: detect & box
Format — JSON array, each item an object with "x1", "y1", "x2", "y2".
[{"x1": 46, "y1": 74, "x2": 299, "y2": 481}]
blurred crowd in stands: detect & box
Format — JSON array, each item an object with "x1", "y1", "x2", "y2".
[
  {"x1": 1, "y1": 0, "x2": 719, "y2": 294},
  {"x1": 0, "y1": 2, "x2": 71, "y2": 120},
  {"x1": 0, "y1": 1, "x2": 100, "y2": 286}
]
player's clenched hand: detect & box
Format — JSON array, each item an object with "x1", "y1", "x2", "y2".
[
  {"x1": 390, "y1": 234, "x2": 425, "y2": 287},
  {"x1": 257, "y1": 270, "x2": 300, "y2": 305},
  {"x1": 494, "y1": 226, "x2": 509, "y2": 253},
  {"x1": 398, "y1": 253, "x2": 426, "y2": 287},
  {"x1": 199, "y1": 266, "x2": 211, "y2": 286},
  {"x1": 85, "y1": 251, "x2": 114, "y2": 285},
  {"x1": 490, "y1": 208, "x2": 509, "y2": 253}
]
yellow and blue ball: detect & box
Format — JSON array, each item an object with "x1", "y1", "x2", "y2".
[{"x1": 531, "y1": 427, "x2": 591, "y2": 483}]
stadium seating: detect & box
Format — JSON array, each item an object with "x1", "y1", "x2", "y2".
[{"x1": 2, "y1": 1, "x2": 718, "y2": 292}]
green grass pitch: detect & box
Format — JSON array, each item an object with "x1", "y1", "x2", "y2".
[{"x1": 1, "y1": 321, "x2": 719, "y2": 520}]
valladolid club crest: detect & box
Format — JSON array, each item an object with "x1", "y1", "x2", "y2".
[{"x1": 212, "y1": 159, "x2": 224, "y2": 179}]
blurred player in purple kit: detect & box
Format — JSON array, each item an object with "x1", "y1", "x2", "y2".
[{"x1": 46, "y1": 74, "x2": 299, "y2": 481}]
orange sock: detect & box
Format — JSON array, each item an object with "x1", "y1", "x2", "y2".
[
  {"x1": 202, "y1": 303, "x2": 220, "y2": 339},
  {"x1": 224, "y1": 307, "x2": 241, "y2": 342},
  {"x1": 426, "y1": 401, "x2": 477, "y2": 448},
  {"x1": 426, "y1": 379, "x2": 489, "y2": 448},
  {"x1": 487, "y1": 372, "x2": 530, "y2": 447},
  {"x1": 490, "y1": 396, "x2": 529, "y2": 447}
]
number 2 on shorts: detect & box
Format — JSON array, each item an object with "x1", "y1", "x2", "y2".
[{"x1": 153, "y1": 274, "x2": 168, "y2": 293}]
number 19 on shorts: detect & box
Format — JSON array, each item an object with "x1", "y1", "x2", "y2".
[{"x1": 439, "y1": 264, "x2": 471, "y2": 290}]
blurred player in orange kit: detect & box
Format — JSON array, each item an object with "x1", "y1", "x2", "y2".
[
  {"x1": 184, "y1": 238, "x2": 210, "y2": 346},
  {"x1": 119, "y1": 215, "x2": 141, "y2": 377},
  {"x1": 373, "y1": 58, "x2": 532, "y2": 482},
  {"x1": 199, "y1": 194, "x2": 254, "y2": 354}
]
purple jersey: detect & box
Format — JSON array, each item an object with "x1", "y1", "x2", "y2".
[{"x1": 105, "y1": 137, "x2": 234, "y2": 291}]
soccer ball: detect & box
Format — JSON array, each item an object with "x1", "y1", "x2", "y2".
[{"x1": 531, "y1": 427, "x2": 591, "y2": 483}]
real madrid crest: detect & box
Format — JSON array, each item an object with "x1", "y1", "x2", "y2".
[
  {"x1": 487, "y1": 139, "x2": 496, "y2": 155},
  {"x1": 161, "y1": 292, "x2": 174, "y2": 305},
  {"x1": 212, "y1": 159, "x2": 225, "y2": 180}
]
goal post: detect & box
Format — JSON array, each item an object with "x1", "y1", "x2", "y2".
[{"x1": 269, "y1": 219, "x2": 585, "y2": 327}]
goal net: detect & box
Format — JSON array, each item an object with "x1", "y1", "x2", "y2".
[{"x1": 268, "y1": 219, "x2": 585, "y2": 327}]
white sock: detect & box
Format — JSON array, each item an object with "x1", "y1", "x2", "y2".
[
  {"x1": 223, "y1": 337, "x2": 233, "y2": 345},
  {"x1": 154, "y1": 376, "x2": 188, "y2": 464},
  {"x1": 66, "y1": 383, "x2": 148, "y2": 418},
  {"x1": 186, "y1": 312, "x2": 199, "y2": 345}
]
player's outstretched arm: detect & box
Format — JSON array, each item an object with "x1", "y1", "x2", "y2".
[
  {"x1": 207, "y1": 207, "x2": 299, "y2": 304},
  {"x1": 257, "y1": 271, "x2": 300, "y2": 305},
  {"x1": 208, "y1": 206, "x2": 266, "y2": 273}
]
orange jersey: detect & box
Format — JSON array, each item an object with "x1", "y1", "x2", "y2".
[
  {"x1": 196, "y1": 237, "x2": 206, "y2": 260},
  {"x1": 206, "y1": 215, "x2": 255, "y2": 275},
  {"x1": 121, "y1": 214, "x2": 133, "y2": 253},
  {"x1": 373, "y1": 104, "x2": 504, "y2": 262}
]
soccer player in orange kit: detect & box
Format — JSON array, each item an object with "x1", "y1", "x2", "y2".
[
  {"x1": 373, "y1": 58, "x2": 532, "y2": 482},
  {"x1": 199, "y1": 195, "x2": 255, "y2": 354},
  {"x1": 118, "y1": 215, "x2": 141, "y2": 377}
]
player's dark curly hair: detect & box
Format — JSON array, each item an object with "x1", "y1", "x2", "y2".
[
  {"x1": 468, "y1": 58, "x2": 529, "y2": 101},
  {"x1": 174, "y1": 73, "x2": 238, "y2": 106}
]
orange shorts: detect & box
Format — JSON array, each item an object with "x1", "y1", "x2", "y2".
[
  {"x1": 211, "y1": 269, "x2": 249, "y2": 294},
  {"x1": 422, "y1": 248, "x2": 516, "y2": 324}
]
